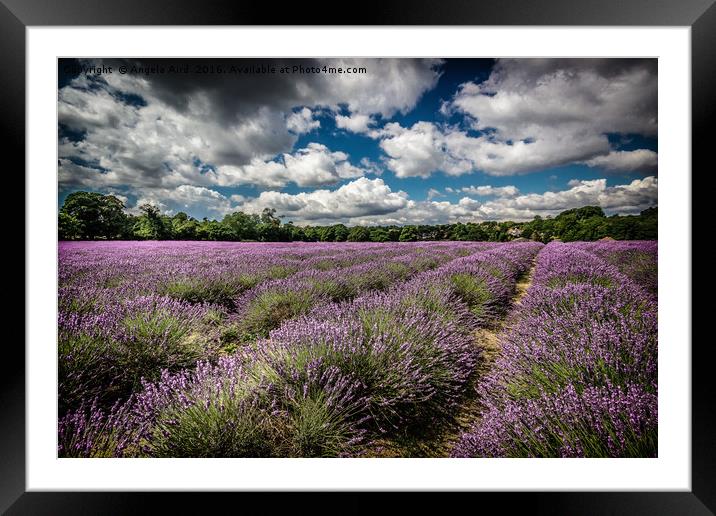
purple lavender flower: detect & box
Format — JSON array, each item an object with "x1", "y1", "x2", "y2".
[{"x1": 452, "y1": 241, "x2": 657, "y2": 458}]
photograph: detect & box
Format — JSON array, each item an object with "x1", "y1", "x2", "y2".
[{"x1": 56, "y1": 57, "x2": 659, "y2": 459}]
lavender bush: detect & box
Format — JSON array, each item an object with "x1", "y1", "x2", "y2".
[
  {"x1": 58, "y1": 241, "x2": 539, "y2": 457},
  {"x1": 58, "y1": 240, "x2": 655, "y2": 458},
  {"x1": 452, "y1": 242, "x2": 657, "y2": 458}
]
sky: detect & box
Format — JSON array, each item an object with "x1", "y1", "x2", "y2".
[{"x1": 58, "y1": 58, "x2": 658, "y2": 225}]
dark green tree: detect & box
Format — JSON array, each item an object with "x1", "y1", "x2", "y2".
[
  {"x1": 399, "y1": 225, "x2": 419, "y2": 242},
  {"x1": 133, "y1": 203, "x2": 170, "y2": 240},
  {"x1": 171, "y1": 212, "x2": 199, "y2": 240},
  {"x1": 60, "y1": 191, "x2": 128, "y2": 239},
  {"x1": 57, "y1": 191, "x2": 657, "y2": 243},
  {"x1": 222, "y1": 211, "x2": 259, "y2": 240},
  {"x1": 58, "y1": 212, "x2": 82, "y2": 240},
  {"x1": 332, "y1": 224, "x2": 349, "y2": 242},
  {"x1": 347, "y1": 226, "x2": 371, "y2": 242},
  {"x1": 369, "y1": 228, "x2": 390, "y2": 242}
]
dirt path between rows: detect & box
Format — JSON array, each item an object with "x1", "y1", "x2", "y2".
[{"x1": 366, "y1": 258, "x2": 537, "y2": 457}]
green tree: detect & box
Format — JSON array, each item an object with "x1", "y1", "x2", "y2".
[
  {"x1": 58, "y1": 212, "x2": 82, "y2": 240},
  {"x1": 222, "y1": 211, "x2": 259, "y2": 240},
  {"x1": 133, "y1": 203, "x2": 170, "y2": 240},
  {"x1": 347, "y1": 226, "x2": 371, "y2": 242},
  {"x1": 332, "y1": 224, "x2": 349, "y2": 242},
  {"x1": 369, "y1": 228, "x2": 389, "y2": 242},
  {"x1": 60, "y1": 191, "x2": 128, "y2": 239},
  {"x1": 399, "y1": 225, "x2": 419, "y2": 242},
  {"x1": 56, "y1": 193, "x2": 657, "y2": 243},
  {"x1": 451, "y1": 223, "x2": 469, "y2": 241},
  {"x1": 204, "y1": 220, "x2": 234, "y2": 240},
  {"x1": 260, "y1": 207, "x2": 281, "y2": 227},
  {"x1": 465, "y1": 223, "x2": 488, "y2": 241},
  {"x1": 282, "y1": 222, "x2": 304, "y2": 242},
  {"x1": 302, "y1": 226, "x2": 319, "y2": 242},
  {"x1": 256, "y1": 222, "x2": 280, "y2": 242},
  {"x1": 171, "y1": 212, "x2": 199, "y2": 240},
  {"x1": 317, "y1": 226, "x2": 334, "y2": 242},
  {"x1": 387, "y1": 227, "x2": 402, "y2": 241},
  {"x1": 556, "y1": 205, "x2": 606, "y2": 221}
]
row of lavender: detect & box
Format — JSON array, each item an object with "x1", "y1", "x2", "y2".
[
  {"x1": 577, "y1": 240, "x2": 658, "y2": 298},
  {"x1": 59, "y1": 241, "x2": 480, "y2": 308},
  {"x1": 59, "y1": 241, "x2": 490, "y2": 416},
  {"x1": 452, "y1": 241, "x2": 657, "y2": 457},
  {"x1": 59, "y1": 241, "x2": 542, "y2": 457}
]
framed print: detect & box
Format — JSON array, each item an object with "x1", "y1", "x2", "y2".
[{"x1": 4, "y1": 0, "x2": 713, "y2": 513}]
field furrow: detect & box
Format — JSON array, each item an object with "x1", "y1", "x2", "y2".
[{"x1": 452, "y1": 241, "x2": 658, "y2": 458}]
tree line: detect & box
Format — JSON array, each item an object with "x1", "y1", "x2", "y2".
[{"x1": 59, "y1": 191, "x2": 657, "y2": 243}]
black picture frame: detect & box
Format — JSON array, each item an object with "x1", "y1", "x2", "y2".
[{"x1": 4, "y1": 1, "x2": 712, "y2": 513}]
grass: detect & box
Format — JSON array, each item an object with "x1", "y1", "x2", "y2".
[
  {"x1": 119, "y1": 311, "x2": 209, "y2": 391},
  {"x1": 240, "y1": 288, "x2": 319, "y2": 339},
  {"x1": 60, "y1": 296, "x2": 98, "y2": 315},
  {"x1": 59, "y1": 309, "x2": 213, "y2": 415},
  {"x1": 58, "y1": 334, "x2": 118, "y2": 414},
  {"x1": 399, "y1": 287, "x2": 460, "y2": 326},
  {"x1": 147, "y1": 393, "x2": 278, "y2": 458},
  {"x1": 500, "y1": 409, "x2": 657, "y2": 458},
  {"x1": 310, "y1": 279, "x2": 356, "y2": 302},
  {"x1": 161, "y1": 276, "x2": 260, "y2": 309},
  {"x1": 546, "y1": 274, "x2": 614, "y2": 289},
  {"x1": 285, "y1": 391, "x2": 363, "y2": 457},
  {"x1": 267, "y1": 265, "x2": 298, "y2": 279},
  {"x1": 449, "y1": 273, "x2": 492, "y2": 317}
]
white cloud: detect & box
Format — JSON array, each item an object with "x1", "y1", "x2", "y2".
[
  {"x1": 58, "y1": 59, "x2": 659, "y2": 225},
  {"x1": 237, "y1": 177, "x2": 409, "y2": 223},
  {"x1": 104, "y1": 174, "x2": 656, "y2": 225},
  {"x1": 377, "y1": 120, "x2": 611, "y2": 178},
  {"x1": 596, "y1": 176, "x2": 658, "y2": 210},
  {"x1": 60, "y1": 58, "x2": 441, "y2": 168},
  {"x1": 378, "y1": 122, "x2": 473, "y2": 178},
  {"x1": 359, "y1": 157, "x2": 383, "y2": 176},
  {"x1": 582, "y1": 149, "x2": 658, "y2": 171},
  {"x1": 209, "y1": 143, "x2": 365, "y2": 188},
  {"x1": 321, "y1": 58, "x2": 443, "y2": 118},
  {"x1": 286, "y1": 107, "x2": 320, "y2": 134},
  {"x1": 450, "y1": 59, "x2": 656, "y2": 138},
  {"x1": 460, "y1": 185, "x2": 519, "y2": 197},
  {"x1": 112, "y1": 194, "x2": 129, "y2": 205},
  {"x1": 373, "y1": 59, "x2": 658, "y2": 178},
  {"x1": 426, "y1": 188, "x2": 444, "y2": 200},
  {"x1": 477, "y1": 176, "x2": 657, "y2": 219},
  {"x1": 60, "y1": 136, "x2": 367, "y2": 191},
  {"x1": 130, "y1": 197, "x2": 171, "y2": 216},
  {"x1": 477, "y1": 177, "x2": 656, "y2": 217},
  {"x1": 60, "y1": 81, "x2": 297, "y2": 180},
  {"x1": 132, "y1": 185, "x2": 240, "y2": 216},
  {"x1": 335, "y1": 113, "x2": 375, "y2": 133},
  {"x1": 347, "y1": 176, "x2": 657, "y2": 225},
  {"x1": 58, "y1": 58, "x2": 442, "y2": 201}
]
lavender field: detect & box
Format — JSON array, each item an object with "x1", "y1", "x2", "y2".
[{"x1": 58, "y1": 240, "x2": 657, "y2": 458}]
